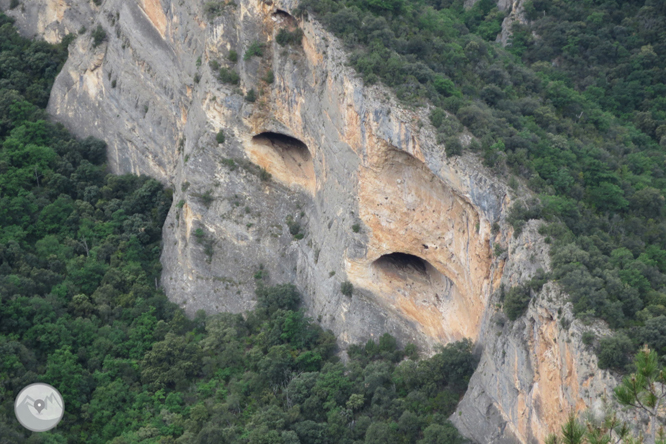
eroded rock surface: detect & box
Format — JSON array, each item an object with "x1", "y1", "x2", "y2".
[{"x1": 2, "y1": 0, "x2": 624, "y2": 442}]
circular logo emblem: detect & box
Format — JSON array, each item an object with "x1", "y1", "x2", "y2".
[{"x1": 14, "y1": 383, "x2": 65, "y2": 432}]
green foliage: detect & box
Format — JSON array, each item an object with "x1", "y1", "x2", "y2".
[
  {"x1": 194, "y1": 190, "x2": 215, "y2": 208},
  {"x1": 614, "y1": 346, "x2": 666, "y2": 443},
  {"x1": 216, "y1": 129, "x2": 225, "y2": 144},
  {"x1": 503, "y1": 269, "x2": 548, "y2": 321},
  {"x1": 219, "y1": 67, "x2": 240, "y2": 85},
  {"x1": 92, "y1": 24, "x2": 106, "y2": 47},
  {"x1": 244, "y1": 41, "x2": 264, "y2": 60},
  {"x1": 341, "y1": 280, "x2": 353, "y2": 297},
  {"x1": 581, "y1": 331, "x2": 595, "y2": 346},
  {"x1": 245, "y1": 88, "x2": 257, "y2": 102},
  {"x1": 286, "y1": 215, "x2": 303, "y2": 239},
  {"x1": 228, "y1": 49, "x2": 238, "y2": 63},
  {"x1": 597, "y1": 333, "x2": 633, "y2": 371},
  {"x1": 204, "y1": 1, "x2": 225, "y2": 19},
  {"x1": 352, "y1": 223, "x2": 361, "y2": 233},
  {"x1": 445, "y1": 136, "x2": 462, "y2": 157},
  {"x1": 9, "y1": 0, "x2": 19, "y2": 9},
  {"x1": 259, "y1": 167, "x2": 271, "y2": 181},
  {"x1": 263, "y1": 69, "x2": 275, "y2": 84},
  {"x1": 276, "y1": 28, "x2": 304, "y2": 46}
]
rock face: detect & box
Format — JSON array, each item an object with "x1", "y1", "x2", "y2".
[{"x1": 2, "y1": 0, "x2": 623, "y2": 442}]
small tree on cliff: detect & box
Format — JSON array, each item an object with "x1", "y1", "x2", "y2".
[
  {"x1": 546, "y1": 346, "x2": 666, "y2": 444},
  {"x1": 615, "y1": 345, "x2": 666, "y2": 444}
]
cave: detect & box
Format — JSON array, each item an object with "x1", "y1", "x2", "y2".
[
  {"x1": 248, "y1": 132, "x2": 315, "y2": 192},
  {"x1": 374, "y1": 252, "x2": 429, "y2": 276},
  {"x1": 272, "y1": 9, "x2": 293, "y2": 19},
  {"x1": 272, "y1": 9, "x2": 297, "y2": 27},
  {"x1": 372, "y1": 251, "x2": 455, "y2": 302},
  {"x1": 252, "y1": 132, "x2": 311, "y2": 159}
]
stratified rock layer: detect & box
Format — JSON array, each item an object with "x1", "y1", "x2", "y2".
[{"x1": 1, "y1": 0, "x2": 624, "y2": 442}]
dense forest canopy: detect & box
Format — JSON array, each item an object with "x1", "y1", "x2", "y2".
[
  {"x1": 295, "y1": 0, "x2": 666, "y2": 369},
  {"x1": 0, "y1": 13, "x2": 477, "y2": 443}
]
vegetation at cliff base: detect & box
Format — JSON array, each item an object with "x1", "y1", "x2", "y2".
[{"x1": 296, "y1": 0, "x2": 666, "y2": 368}]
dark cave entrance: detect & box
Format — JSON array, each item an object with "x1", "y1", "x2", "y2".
[{"x1": 374, "y1": 253, "x2": 429, "y2": 276}]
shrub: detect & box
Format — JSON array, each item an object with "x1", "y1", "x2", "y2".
[
  {"x1": 111, "y1": 80, "x2": 117, "y2": 88},
  {"x1": 341, "y1": 281, "x2": 353, "y2": 297},
  {"x1": 352, "y1": 223, "x2": 361, "y2": 233},
  {"x1": 503, "y1": 285, "x2": 531, "y2": 321},
  {"x1": 244, "y1": 42, "x2": 264, "y2": 60},
  {"x1": 263, "y1": 70, "x2": 275, "y2": 84},
  {"x1": 445, "y1": 136, "x2": 463, "y2": 156},
  {"x1": 195, "y1": 190, "x2": 214, "y2": 208},
  {"x1": 430, "y1": 108, "x2": 446, "y2": 128},
  {"x1": 219, "y1": 68, "x2": 240, "y2": 85},
  {"x1": 209, "y1": 60, "x2": 220, "y2": 71},
  {"x1": 245, "y1": 89, "x2": 257, "y2": 102},
  {"x1": 493, "y1": 243, "x2": 506, "y2": 256},
  {"x1": 276, "y1": 28, "x2": 304, "y2": 46},
  {"x1": 9, "y1": 0, "x2": 19, "y2": 9},
  {"x1": 503, "y1": 270, "x2": 548, "y2": 321},
  {"x1": 597, "y1": 334, "x2": 633, "y2": 371},
  {"x1": 256, "y1": 283, "x2": 301, "y2": 312},
  {"x1": 259, "y1": 167, "x2": 270, "y2": 181},
  {"x1": 216, "y1": 130, "x2": 225, "y2": 144},
  {"x1": 582, "y1": 331, "x2": 595, "y2": 346},
  {"x1": 221, "y1": 158, "x2": 236, "y2": 170},
  {"x1": 286, "y1": 215, "x2": 303, "y2": 239},
  {"x1": 204, "y1": 1, "x2": 224, "y2": 19},
  {"x1": 92, "y1": 25, "x2": 106, "y2": 47},
  {"x1": 433, "y1": 75, "x2": 457, "y2": 97},
  {"x1": 177, "y1": 200, "x2": 186, "y2": 208},
  {"x1": 228, "y1": 50, "x2": 238, "y2": 62}
]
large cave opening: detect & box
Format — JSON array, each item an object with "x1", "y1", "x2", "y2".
[
  {"x1": 372, "y1": 251, "x2": 455, "y2": 308},
  {"x1": 248, "y1": 132, "x2": 315, "y2": 191},
  {"x1": 252, "y1": 132, "x2": 311, "y2": 160},
  {"x1": 374, "y1": 252, "x2": 428, "y2": 276}
]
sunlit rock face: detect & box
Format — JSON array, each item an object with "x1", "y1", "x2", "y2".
[{"x1": 2, "y1": 0, "x2": 625, "y2": 442}]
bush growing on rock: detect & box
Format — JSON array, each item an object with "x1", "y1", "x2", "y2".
[
  {"x1": 219, "y1": 67, "x2": 240, "y2": 85},
  {"x1": 92, "y1": 24, "x2": 106, "y2": 47},
  {"x1": 244, "y1": 41, "x2": 264, "y2": 60},
  {"x1": 216, "y1": 129, "x2": 225, "y2": 144},
  {"x1": 276, "y1": 28, "x2": 304, "y2": 46}
]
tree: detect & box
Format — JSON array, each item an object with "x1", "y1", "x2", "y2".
[
  {"x1": 615, "y1": 346, "x2": 666, "y2": 444},
  {"x1": 216, "y1": 130, "x2": 225, "y2": 144},
  {"x1": 92, "y1": 25, "x2": 106, "y2": 47},
  {"x1": 544, "y1": 413, "x2": 585, "y2": 444}
]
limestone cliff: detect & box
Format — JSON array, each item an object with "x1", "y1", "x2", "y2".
[{"x1": 0, "y1": 0, "x2": 625, "y2": 442}]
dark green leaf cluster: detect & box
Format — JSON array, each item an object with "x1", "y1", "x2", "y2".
[
  {"x1": 244, "y1": 41, "x2": 264, "y2": 61},
  {"x1": 219, "y1": 67, "x2": 241, "y2": 85},
  {"x1": 92, "y1": 24, "x2": 106, "y2": 47},
  {"x1": 502, "y1": 269, "x2": 549, "y2": 321},
  {"x1": 276, "y1": 28, "x2": 304, "y2": 46}
]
